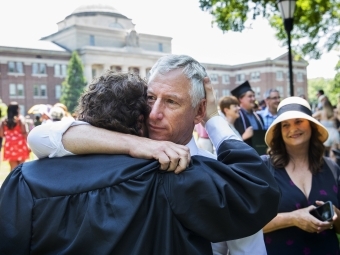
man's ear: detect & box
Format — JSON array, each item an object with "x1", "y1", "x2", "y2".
[{"x1": 194, "y1": 99, "x2": 207, "y2": 125}]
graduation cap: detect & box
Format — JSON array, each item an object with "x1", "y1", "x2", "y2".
[{"x1": 231, "y1": 81, "x2": 253, "y2": 98}]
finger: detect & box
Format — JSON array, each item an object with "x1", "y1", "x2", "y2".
[
  {"x1": 315, "y1": 200, "x2": 324, "y2": 206},
  {"x1": 163, "y1": 148, "x2": 181, "y2": 172},
  {"x1": 175, "y1": 156, "x2": 189, "y2": 174},
  {"x1": 157, "y1": 153, "x2": 171, "y2": 171}
]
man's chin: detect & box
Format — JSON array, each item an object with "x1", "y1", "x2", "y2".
[{"x1": 148, "y1": 133, "x2": 169, "y2": 141}]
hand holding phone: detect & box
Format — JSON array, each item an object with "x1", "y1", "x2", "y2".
[{"x1": 310, "y1": 201, "x2": 334, "y2": 222}]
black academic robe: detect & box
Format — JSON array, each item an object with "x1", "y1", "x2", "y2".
[
  {"x1": 234, "y1": 108, "x2": 264, "y2": 146},
  {"x1": 0, "y1": 139, "x2": 280, "y2": 255}
]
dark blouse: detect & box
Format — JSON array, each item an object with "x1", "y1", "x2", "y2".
[{"x1": 264, "y1": 163, "x2": 340, "y2": 255}]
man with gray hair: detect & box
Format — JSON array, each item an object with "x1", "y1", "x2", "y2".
[
  {"x1": 257, "y1": 89, "x2": 281, "y2": 130},
  {"x1": 27, "y1": 55, "x2": 279, "y2": 255}
]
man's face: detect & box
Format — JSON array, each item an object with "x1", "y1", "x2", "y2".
[
  {"x1": 265, "y1": 91, "x2": 280, "y2": 113},
  {"x1": 146, "y1": 69, "x2": 205, "y2": 145},
  {"x1": 239, "y1": 91, "x2": 255, "y2": 111}
]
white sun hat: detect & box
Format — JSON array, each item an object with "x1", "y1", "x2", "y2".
[{"x1": 265, "y1": 96, "x2": 329, "y2": 147}]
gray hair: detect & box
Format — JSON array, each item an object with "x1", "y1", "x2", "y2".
[
  {"x1": 147, "y1": 55, "x2": 207, "y2": 107},
  {"x1": 263, "y1": 88, "x2": 279, "y2": 99}
]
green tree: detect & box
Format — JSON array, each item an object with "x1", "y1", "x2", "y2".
[
  {"x1": 60, "y1": 51, "x2": 87, "y2": 114},
  {"x1": 308, "y1": 77, "x2": 335, "y2": 105},
  {"x1": 332, "y1": 60, "x2": 340, "y2": 97},
  {"x1": 199, "y1": 0, "x2": 340, "y2": 59}
]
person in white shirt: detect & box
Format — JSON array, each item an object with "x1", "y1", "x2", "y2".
[{"x1": 28, "y1": 55, "x2": 280, "y2": 255}]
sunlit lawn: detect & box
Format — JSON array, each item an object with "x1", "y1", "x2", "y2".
[{"x1": 0, "y1": 150, "x2": 36, "y2": 186}]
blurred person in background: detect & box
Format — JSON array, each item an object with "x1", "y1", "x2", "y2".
[
  {"x1": 34, "y1": 115, "x2": 42, "y2": 127},
  {"x1": 49, "y1": 106, "x2": 65, "y2": 122},
  {"x1": 0, "y1": 102, "x2": 30, "y2": 171},
  {"x1": 313, "y1": 96, "x2": 340, "y2": 160},
  {"x1": 54, "y1": 103, "x2": 74, "y2": 121},
  {"x1": 219, "y1": 95, "x2": 253, "y2": 140},
  {"x1": 257, "y1": 89, "x2": 281, "y2": 130},
  {"x1": 262, "y1": 96, "x2": 340, "y2": 255},
  {"x1": 231, "y1": 81, "x2": 264, "y2": 147},
  {"x1": 316, "y1": 90, "x2": 325, "y2": 111}
]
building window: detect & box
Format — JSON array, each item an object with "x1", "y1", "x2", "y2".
[
  {"x1": 158, "y1": 43, "x2": 163, "y2": 52},
  {"x1": 287, "y1": 84, "x2": 291, "y2": 97},
  {"x1": 111, "y1": 66, "x2": 122, "y2": 72},
  {"x1": 40, "y1": 85, "x2": 47, "y2": 97},
  {"x1": 276, "y1": 86, "x2": 284, "y2": 96},
  {"x1": 222, "y1": 89, "x2": 230, "y2": 96},
  {"x1": 17, "y1": 84, "x2": 24, "y2": 96},
  {"x1": 250, "y1": 71, "x2": 260, "y2": 81},
  {"x1": 34, "y1": 85, "x2": 39, "y2": 96},
  {"x1": 32, "y1": 63, "x2": 47, "y2": 75},
  {"x1": 209, "y1": 74, "x2": 218, "y2": 84},
  {"x1": 146, "y1": 68, "x2": 151, "y2": 77},
  {"x1": 55, "y1": 85, "x2": 61, "y2": 99},
  {"x1": 90, "y1": 35, "x2": 95, "y2": 46},
  {"x1": 222, "y1": 75, "x2": 230, "y2": 84},
  {"x1": 236, "y1": 74, "x2": 245, "y2": 83},
  {"x1": 33, "y1": 84, "x2": 47, "y2": 98},
  {"x1": 54, "y1": 64, "x2": 67, "y2": 76},
  {"x1": 214, "y1": 89, "x2": 219, "y2": 100},
  {"x1": 92, "y1": 69, "x2": 96, "y2": 79},
  {"x1": 286, "y1": 71, "x2": 291, "y2": 80},
  {"x1": 9, "y1": 84, "x2": 16, "y2": 96},
  {"x1": 276, "y1": 71, "x2": 283, "y2": 81},
  {"x1": 297, "y1": 87, "x2": 304, "y2": 96},
  {"x1": 253, "y1": 87, "x2": 261, "y2": 97},
  {"x1": 8, "y1": 61, "x2": 24, "y2": 73},
  {"x1": 9, "y1": 83, "x2": 24, "y2": 97},
  {"x1": 297, "y1": 72, "x2": 303, "y2": 82},
  {"x1": 19, "y1": 105, "x2": 25, "y2": 116},
  {"x1": 129, "y1": 67, "x2": 139, "y2": 74}
]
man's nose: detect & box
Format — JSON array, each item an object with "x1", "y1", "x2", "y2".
[{"x1": 149, "y1": 99, "x2": 163, "y2": 120}]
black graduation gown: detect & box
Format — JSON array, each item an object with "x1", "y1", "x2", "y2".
[{"x1": 0, "y1": 139, "x2": 280, "y2": 255}]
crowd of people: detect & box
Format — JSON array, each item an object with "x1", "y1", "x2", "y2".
[
  {"x1": 0, "y1": 101, "x2": 74, "y2": 170},
  {"x1": 0, "y1": 54, "x2": 339, "y2": 255}
]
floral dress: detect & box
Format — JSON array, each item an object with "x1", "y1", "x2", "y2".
[
  {"x1": 264, "y1": 163, "x2": 340, "y2": 255},
  {"x1": 3, "y1": 121, "x2": 30, "y2": 161}
]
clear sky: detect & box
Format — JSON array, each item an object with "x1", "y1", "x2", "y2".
[{"x1": 0, "y1": 0, "x2": 338, "y2": 79}]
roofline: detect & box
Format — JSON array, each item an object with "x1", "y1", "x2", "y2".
[
  {"x1": 65, "y1": 11, "x2": 130, "y2": 21},
  {"x1": 0, "y1": 46, "x2": 70, "y2": 56}
]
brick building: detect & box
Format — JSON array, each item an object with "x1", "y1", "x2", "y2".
[{"x1": 0, "y1": 4, "x2": 308, "y2": 115}]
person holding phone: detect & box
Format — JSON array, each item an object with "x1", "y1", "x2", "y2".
[{"x1": 262, "y1": 96, "x2": 340, "y2": 255}]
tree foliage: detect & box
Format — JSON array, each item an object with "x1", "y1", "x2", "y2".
[
  {"x1": 199, "y1": 0, "x2": 340, "y2": 59},
  {"x1": 308, "y1": 60, "x2": 340, "y2": 107},
  {"x1": 308, "y1": 78, "x2": 334, "y2": 105},
  {"x1": 60, "y1": 51, "x2": 87, "y2": 114}
]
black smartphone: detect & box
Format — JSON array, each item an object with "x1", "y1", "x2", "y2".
[{"x1": 310, "y1": 201, "x2": 334, "y2": 221}]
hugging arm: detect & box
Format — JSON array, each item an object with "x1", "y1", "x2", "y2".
[{"x1": 27, "y1": 120, "x2": 190, "y2": 173}]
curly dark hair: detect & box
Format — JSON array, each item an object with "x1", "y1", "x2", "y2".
[
  {"x1": 76, "y1": 71, "x2": 150, "y2": 136},
  {"x1": 267, "y1": 121, "x2": 325, "y2": 174}
]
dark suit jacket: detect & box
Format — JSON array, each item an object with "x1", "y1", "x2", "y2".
[
  {"x1": 0, "y1": 140, "x2": 280, "y2": 255},
  {"x1": 234, "y1": 108, "x2": 264, "y2": 146}
]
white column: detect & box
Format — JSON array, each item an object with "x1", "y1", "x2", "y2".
[
  {"x1": 103, "y1": 64, "x2": 110, "y2": 72},
  {"x1": 139, "y1": 66, "x2": 147, "y2": 79},
  {"x1": 84, "y1": 64, "x2": 92, "y2": 85},
  {"x1": 121, "y1": 65, "x2": 129, "y2": 73}
]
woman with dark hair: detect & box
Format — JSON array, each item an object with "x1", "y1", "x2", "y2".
[
  {"x1": 219, "y1": 95, "x2": 253, "y2": 140},
  {"x1": 262, "y1": 96, "x2": 340, "y2": 254},
  {"x1": 0, "y1": 102, "x2": 30, "y2": 171}
]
